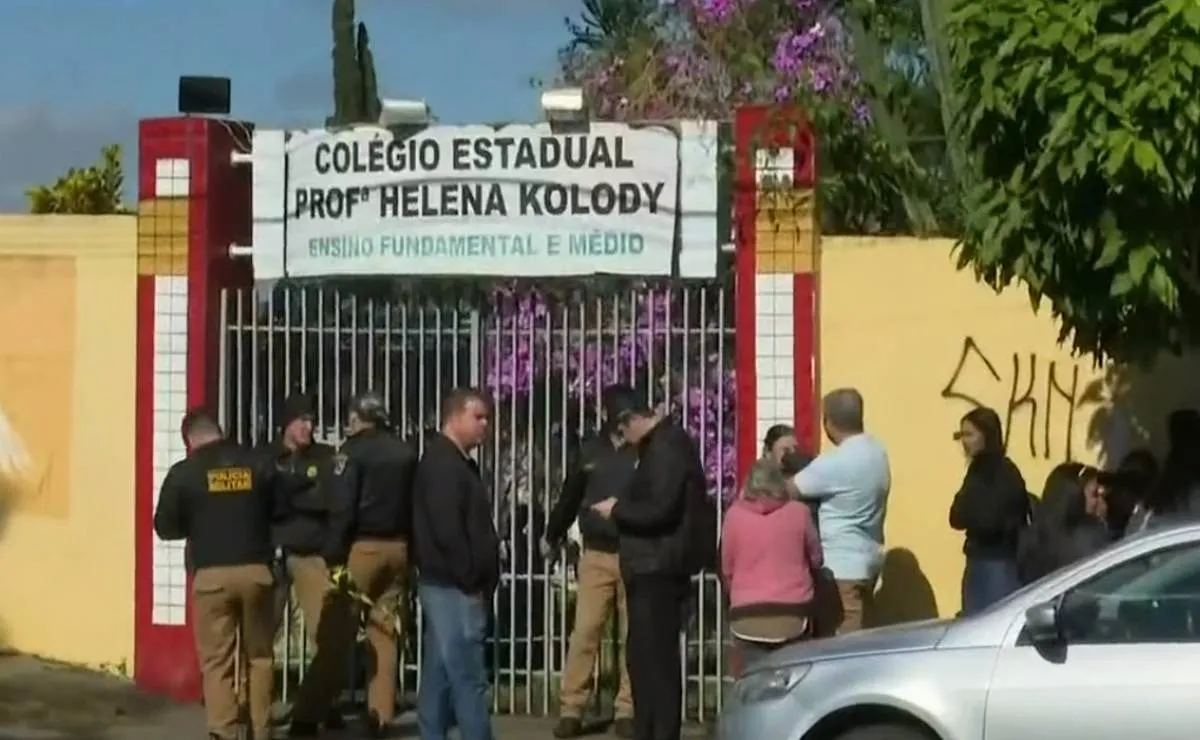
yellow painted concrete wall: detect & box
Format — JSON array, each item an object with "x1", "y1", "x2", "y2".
[
  {"x1": 821, "y1": 236, "x2": 1200, "y2": 621},
  {"x1": 0, "y1": 215, "x2": 137, "y2": 671},
  {"x1": 0, "y1": 223, "x2": 1190, "y2": 661}
]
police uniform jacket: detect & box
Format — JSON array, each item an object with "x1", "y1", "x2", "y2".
[
  {"x1": 259, "y1": 440, "x2": 337, "y2": 555},
  {"x1": 153, "y1": 439, "x2": 278, "y2": 572},
  {"x1": 325, "y1": 427, "x2": 419, "y2": 565},
  {"x1": 545, "y1": 434, "x2": 636, "y2": 553}
]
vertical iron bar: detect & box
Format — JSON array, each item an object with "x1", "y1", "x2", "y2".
[
  {"x1": 333, "y1": 289, "x2": 343, "y2": 435},
  {"x1": 236, "y1": 290, "x2": 248, "y2": 444},
  {"x1": 505, "y1": 295, "x2": 518, "y2": 714},
  {"x1": 522, "y1": 296, "x2": 535, "y2": 712},
  {"x1": 716, "y1": 284, "x2": 729, "y2": 710}
]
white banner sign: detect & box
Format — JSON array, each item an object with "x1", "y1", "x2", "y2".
[{"x1": 248, "y1": 121, "x2": 718, "y2": 280}]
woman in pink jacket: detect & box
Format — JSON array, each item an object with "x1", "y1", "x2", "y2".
[{"x1": 721, "y1": 458, "x2": 824, "y2": 672}]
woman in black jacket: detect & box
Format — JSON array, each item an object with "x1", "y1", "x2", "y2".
[
  {"x1": 1099, "y1": 448, "x2": 1158, "y2": 537},
  {"x1": 949, "y1": 407, "x2": 1030, "y2": 615},
  {"x1": 1017, "y1": 462, "x2": 1112, "y2": 583}
]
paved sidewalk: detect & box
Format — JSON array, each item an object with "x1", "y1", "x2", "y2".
[
  {"x1": 0, "y1": 656, "x2": 708, "y2": 739},
  {"x1": 89, "y1": 708, "x2": 612, "y2": 740}
]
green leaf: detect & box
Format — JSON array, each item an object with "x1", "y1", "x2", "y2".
[
  {"x1": 1132, "y1": 140, "x2": 1164, "y2": 175},
  {"x1": 1104, "y1": 130, "x2": 1134, "y2": 176},
  {"x1": 1110, "y1": 272, "x2": 1135, "y2": 297},
  {"x1": 1127, "y1": 245, "x2": 1156, "y2": 284},
  {"x1": 1094, "y1": 213, "x2": 1125, "y2": 268},
  {"x1": 1186, "y1": 3, "x2": 1200, "y2": 30},
  {"x1": 1149, "y1": 264, "x2": 1178, "y2": 308}
]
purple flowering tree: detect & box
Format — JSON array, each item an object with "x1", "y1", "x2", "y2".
[
  {"x1": 475, "y1": 0, "x2": 950, "y2": 511},
  {"x1": 480, "y1": 0, "x2": 871, "y2": 508},
  {"x1": 483, "y1": 286, "x2": 736, "y2": 504},
  {"x1": 562, "y1": 0, "x2": 863, "y2": 122},
  {"x1": 558, "y1": 0, "x2": 954, "y2": 234}
]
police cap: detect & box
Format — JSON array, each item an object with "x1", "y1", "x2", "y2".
[
  {"x1": 349, "y1": 389, "x2": 390, "y2": 427},
  {"x1": 601, "y1": 384, "x2": 647, "y2": 425},
  {"x1": 279, "y1": 392, "x2": 316, "y2": 430}
]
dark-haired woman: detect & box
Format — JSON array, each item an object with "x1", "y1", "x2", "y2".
[
  {"x1": 1017, "y1": 462, "x2": 1112, "y2": 583},
  {"x1": 1104, "y1": 448, "x2": 1159, "y2": 536},
  {"x1": 1126, "y1": 434, "x2": 1200, "y2": 534},
  {"x1": 762, "y1": 423, "x2": 813, "y2": 478},
  {"x1": 762, "y1": 424, "x2": 797, "y2": 464},
  {"x1": 1078, "y1": 465, "x2": 1107, "y2": 526},
  {"x1": 1127, "y1": 411, "x2": 1200, "y2": 533},
  {"x1": 949, "y1": 407, "x2": 1030, "y2": 615}
]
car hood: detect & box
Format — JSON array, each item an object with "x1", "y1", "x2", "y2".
[{"x1": 753, "y1": 619, "x2": 952, "y2": 669}]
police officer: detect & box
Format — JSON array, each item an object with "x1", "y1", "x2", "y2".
[
  {"x1": 153, "y1": 409, "x2": 277, "y2": 740},
  {"x1": 326, "y1": 390, "x2": 419, "y2": 737},
  {"x1": 258, "y1": 393, "x2": 349, "y2": 738},
  {"x1": 544, "y1": 386, "x2": 639, "y2": 739}
]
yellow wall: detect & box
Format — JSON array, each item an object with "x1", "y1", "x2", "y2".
[
  {"x1": 0, "y1": 215, "x2": 137, "y2": 671},
  {"x1": 0, "y1": 224, "x2": 1192, "y2": 660},
  {"x1": 821, "y1": 236, "x2": 1200, "y2": 620}
]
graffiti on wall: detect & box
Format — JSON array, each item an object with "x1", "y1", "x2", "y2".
[
  {"x1": 940, "y1": 337, "x2": 1104, "y2": 462},
  {"x1": 0, "y1": 257, "x2": 76, "y2": 520}
]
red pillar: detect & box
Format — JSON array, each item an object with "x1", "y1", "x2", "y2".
[
  {"x1": 134, "y1": 116, "x2": 254, "y2": 700},
  {"x1": 733, "y1": 105, "x2": 820, "y2": 478}
]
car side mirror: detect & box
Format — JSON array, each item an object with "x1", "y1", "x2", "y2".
[{"x1": 1024, "y1": 599, "x2": 1062, "y2": 644}]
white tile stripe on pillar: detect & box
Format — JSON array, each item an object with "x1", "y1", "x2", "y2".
[
  {"x1": 754, "y1": 274, "x2": 796, "y2": 442},
  {"x1": 154, "y1": 158, "x2": 191, "y2": 198},
  {"x1": 151, "y1": 275, "x2": 189, "y2": 626}
]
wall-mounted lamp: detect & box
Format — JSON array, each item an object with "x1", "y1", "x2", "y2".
[
  {"x1": 379, "y1": 98, "x2": 431, "y2": 126},
  {"x1": 539, "y1": 87, "x2": 587, "y2": 123}
]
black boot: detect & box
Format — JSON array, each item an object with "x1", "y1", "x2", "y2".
[
  {"x1": 287, "y1": 720, "x2": 320, "y2": 737},
  {"x1": 324, "y1": 708, "x2": 346, "y2": 730},
  {"x1": 553, "y1": 717, "x2": 584, "y2": 738},
  {"x1": 362, "y1": 710, "x2": 388, "y2": 738},
  {"x1": 612, "y1": 717, "x2": 635, "y2": 739}
]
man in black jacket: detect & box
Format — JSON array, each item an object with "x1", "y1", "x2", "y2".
[
  {"x1": 544, "y1": 386, "x2": 639, "y2": 739},
  {"x1": 325, "y1": 390, "x2": 419, "y2": 737},
  {"x1": 413, "y1": 387, "x2": 499, "y2": 740},
  {"x1": 256, "y1": 393, "x2": 347, "y2": 737},
  {"x1": 153, "y1": 409, "x2": 278, "y2": 740},
  {"x1": 591, "y1": 397, "x2": 707, "y2": 740}
]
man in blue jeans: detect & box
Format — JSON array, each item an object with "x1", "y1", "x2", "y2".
[{"x1": 412, "y1": 388, "x2": 500, "y2": 740}]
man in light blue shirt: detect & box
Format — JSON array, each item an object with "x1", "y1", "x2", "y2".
[{"x1": 791, "y1": 388, "x2": 890, "y2": 634}]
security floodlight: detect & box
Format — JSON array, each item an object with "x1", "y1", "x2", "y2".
[
  {"x1": 378, "y1": 98, "x2": 431, "y2": 126},
  {"x1": 540, "y1": 87, "x2": 586, "y2": 122},
  {"x1": 178, "y1": 76, "x2": 231, "y2": 115}
]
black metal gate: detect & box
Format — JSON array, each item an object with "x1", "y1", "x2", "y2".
[{"x1": 219, "y1": 278, "x2": 736, "y2": 719}]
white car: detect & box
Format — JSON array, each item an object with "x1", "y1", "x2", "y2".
[{"x1": 719, "y1": 522, "x2": 1200, "y2": 740}]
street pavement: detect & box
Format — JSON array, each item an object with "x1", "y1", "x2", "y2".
[{"x1": 0, "y1": 655, "x2": 708, "y2": 739}]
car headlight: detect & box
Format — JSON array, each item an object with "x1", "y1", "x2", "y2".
[{"x1": 734, "y1": 663, "x2": 811, "y2": 705}]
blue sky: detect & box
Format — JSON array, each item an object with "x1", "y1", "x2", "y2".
[{"x1": 0, "y1": 0, "x2": 575, "y2": 209}]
